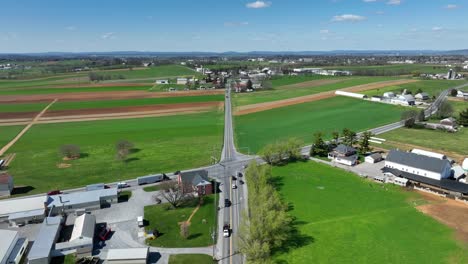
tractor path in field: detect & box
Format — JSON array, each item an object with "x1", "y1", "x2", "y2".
[
  {"x1": 234, "y1": 79, "x2": 419, "y2": 116},
  {"x1": 0, "y1": 90, "x2": 224, "y2": 104},
  {"x1": 0, "y1": 99, "x2": 57, "y2": 155}
]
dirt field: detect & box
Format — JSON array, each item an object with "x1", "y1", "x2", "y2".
[
  {"x1": 416, "y1": 192, "x2": 468, "y2": 244},
  {"x1": 277, "y1": 78, "x2": 348, "y2": 89},
  {"x1": 235, "y1": 79, "x2": 418, "y2": 115},
  {"x1": 0, "y1": 90, "x2": 224, "y2": 103},
  {"x1": 1, "y1": 82, "x2": 151, "y2": 91},
  {"x1": 0, "y1": 101, "x2": 223, "y2": 126}
]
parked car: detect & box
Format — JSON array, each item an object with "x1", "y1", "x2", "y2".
[
  {"x1": 137, "y1": 216, "x2": 144, "y2": 227},
  {"x1": 232, "y1": 183, "x2": 237, "y2": 189},
  {"x1": 239, "y1": 180, "x2": 244, "y2": 185},
  {"x1": 98, "y1": 224, "x2": 111, "y2": 241},
  {"x1": 223, "y1": 224, "x2": 230, "y2": 237},
  {"x1": 174, "y1": 170, "x2": 181, "y2": 175},
  {"x1": 231, "y1": 175, "x2": 237, "y2": 181},
  {"x1": 47, "y1": 190, "x2": 62, "y2": 196},
  {"x1": 237, "y1": 172, "x2": 243, "y2": 177},
  {"x1": 117, "y1": 182, "x2": 129, "y2": 189},
  {"x1": 224, "y1": 198, "x2": 231, "y2": 207}
]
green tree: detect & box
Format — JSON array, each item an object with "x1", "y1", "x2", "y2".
[
  {"x1": 450, "y1": 89, "x2": 458, "y2": 97},
  {"x1": 459, "y1": 108, "x2": 468, "y2": 126},
  {"x1": 342, "y1": 128, "x2": 357, "y2": 146},
  {"x1": 358, "y1": 131, "x2": 373, "y2": 154},
  {"x1": 115, "y1": 140, "x2": 134, "y2": 162},
  {"x1": 401, "y1": 110, "x2": 418, "y2": 128},
  {"x1": 331, "y1": 131, "x2": 340, "y2": 145},
  {"x1": 59, "y1": 144, "x2": 81, "y2": 159},
  {"x1": 436, "y1": 99, "x2": 454, "y2": 119},
  {"x1": 417, "y1": 109, "x2": 426, "y2": 122},
  {"x1": 311, "y1": 132, "x2": 327, "y2": 157}
]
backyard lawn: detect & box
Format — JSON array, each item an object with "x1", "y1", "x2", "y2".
[
  {"x1": 4, "y1": 111, "x2": 223, "y2": 194},
  {"x1": 233, "y1": 76, "x2": 403, "y2": 106},
  {"x1": 272, "y1": 162, "x2": 468, "y2": 264},
  {"x1": 169, "y1": 254, "x2": 213, "y2": 264},
  {"x1": 145, "y1": 195, "x2": 217, "y2": 248},
  {"x1": 235, "y1": 96, "x2": 405, "y2": 153}
]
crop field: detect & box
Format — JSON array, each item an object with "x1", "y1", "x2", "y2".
[
  {"x1": 0, "y1": 102, "x2": 49, "y2": 113},
  {"x1": 235, "y1": 96, "x2": 405, "y2": 153},
  {"x1": 0, "y1": 125, "x2": 24, "y2": 152},
  {"x1": 449, "y1": 100, "x2": 468, "y2": 115},
  {"x1": 234, "y1": 76, "x2": 406, "y2": 106},
  {"x1": 145, "y1": 194, "x2": 217, "y2": 248},
  {"x1": 363, "y1": 79, "x2": 467, "y2": 98},
  {"x1": 96, "y1": 65, "x2": 199, "y2": 79},
  {"x1": 3, "y1": 111, "x2": 223, "y2": 194},
  {"x1": 326, "y1": 64, "x2": 450, "y2": 74},
  {"x1": 272, "y1": 162, "x2": 468, "y2": 264},
  {"x1": 374, "y1": 127, "x2": 468, "y2": 159},
  {"x1": 0, "y1": 85, "x2": 153, "y2": 96},
  {"x1": 270, "y1": 75, "x2": 338, "y2": 87}
]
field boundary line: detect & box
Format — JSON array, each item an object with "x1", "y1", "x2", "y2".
[{"x1": 0, "y1": 99, "x2": 57, "y2": 156}]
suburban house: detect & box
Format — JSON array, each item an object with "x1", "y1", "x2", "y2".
[
  {"x1": 384, "y1": 149, "x2": 451, "y2": 181},
  {"x1": 155, "y1": 79, "x2": 169, "y2": 84},
  {"x1": 177, "y1": 170, "x2": 213, "y2": 196},
  {"x1": 0, "y1": 229, "x2": 28, "y2": 264},
  {"x1": 365, "y1": 153, "x2": 383, "y2": 164},
  {"x1": 328, "y1": 144, "x2": 358, "y2": 166},
  {"x1": 415, "y1": 92, "x2": 430, "y2": 100},
  {"x1": 0, "y1": 173, "x2": 14, "y2": 197}
]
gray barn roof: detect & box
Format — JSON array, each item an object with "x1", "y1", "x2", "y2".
[
  {"x1": 46, "y1": 188, "x2": 118, "y2": 208},
  {"x1": 28, "y1": 216, "x2": 62, "y2": 260},
  {"x1": 386, "y1": 150, "x2": 450, "y2": 173}
]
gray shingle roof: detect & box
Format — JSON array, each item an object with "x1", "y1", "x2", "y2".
[
  {"x1": 334, "y1": 144, "x2": 356, "y2": 155},
  {"x1": 386, "y1": 150, "x2": 450, "y2": 173},
  {"x1": 180, "y1": 170, "x2": 209, "y2": 186}
]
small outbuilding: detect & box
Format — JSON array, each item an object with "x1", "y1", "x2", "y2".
[
  {"x1": 365, "y1": 153, "x2": 383, "y2": 164},
  {"x1": 0, "y1": 173, "x2": 14, "y2": 197},
  {"x1": 415, "y1": 92, "x2": 430, "y2": 100}
]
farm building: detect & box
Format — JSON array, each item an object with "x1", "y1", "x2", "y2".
[
  {"x1": 410, "y1": 149, "x2": 446, "y2": 160},
  {"x1": 383, "y1": 92, "x2": 395, "y2": 98},
  {"x1": 0, "y1": 195, "x2": 46, "y2": 223},
  {"x1": 0, "y1": 229, "x2": 28, "y2": 264},
  {"x1": 371, "y1": 96, "x2": 382, "y2": 102},
  {"x1": 176, "y1": 78, "x2": 188, "y2": 85},
  {"x1": 328, "y1": 144, "x2": 358, "y2": 166},
  {"x1": 8, "y1": 209, "x2": 45, "y2": 227},
  {"x1": 177, "y1": 170, "x2": 212, "y2": 196},
  {"x1": 335, "y1": 91, "x2": 367, "y2": 99},
  {"x1": 392, "y1": 177, "x2": 409, "y2": 187},
  {"x1": 456, "y1": 90, "x2": 468, "y2": 99},
  {"x1": 415, "y1": 92, "x2": 430, "y2": 100},
  {"x1": 28, "y1": 217, "x2": 63, "y2": 264},
  {"x1": 103, "y1": 247, "x2": 149, "y2": 264},
  {"x1": 390, "y1": 94, "x2": 415, "y2": 106},
  {"x1": 0, "y1": 173, "x2": 13, "y2": 197},
  {"x1": 46, "y1": 188, "x2": 118, "y2": 216},
  {"x1": 365, "y1": 153, "x2": 383, "y2": 164},
  {"x1": 384, "y1": 150, "x2": 451, "y2": 181},
  {"x1": 439, "y1": 117, "x2": 457, "y2": 129},
  {"x1": 54, "y1": 214, "x2": 95, "y2": 258},
  {"x1": 155, "y1": 79, "x2": 169, "y2": 84}
]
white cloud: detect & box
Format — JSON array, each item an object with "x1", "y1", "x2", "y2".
[
  {"x1": 387, "y1": 0, "x2": 401, "y2": 5},
  {"x1": 320, "y1": 29, "x2": 330, "y2": 34},
  {"x1": 101, "y1": 32, "x2": 116, "y2": 39},
  {"x1": 445, "y1": 4, "x2": 458, "y2": 9},
  {"x1": 66, "y1": 26, "x2": 76, "y2": 31},
  {"x1": 331, "y1": 14, "x2": 366, "y2": 22},
  {"x1": 224, "y1": 21, "x2": 249, "y2": 26},
  {"x1": 363, "y1": 0, "x2": 377, "y2": 2},
  {"x1": 246, "y1": 1, "x2": 271, "y2": 9},
  {"x1": 432, "y1": 26, "x2": 443, "y2": 31}
]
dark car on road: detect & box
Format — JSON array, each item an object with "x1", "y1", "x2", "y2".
[
  {"x1": 47, "y1": 190, "x2": 62, "y2": 196},
  {"x1": 224, "y1": 198, "x2": 231, "y2": 207},
  {"x1": 232, "y1": 175, "x2": 237, "y2": 181},
  {"x1": 238, "y1": 172, "x2": 243, "y2": 177}
]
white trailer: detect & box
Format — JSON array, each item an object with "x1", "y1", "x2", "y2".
[
  {"x1": 86, "y1": 183, "x2": 105, "y2": 191},
  {"x1": 335, "y1": 90, "x2": 368, "y2": 99}
]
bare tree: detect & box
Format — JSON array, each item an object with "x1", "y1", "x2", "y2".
[
  {"x1": 180, "y1": 221, "x2": 190, "y2": 239},
  {"x1": 115, "y1": 140, "x2": 134, "y2": 162},
  {"x1": 158, "y1": 180, "x2": 193, "y2": 208},
  {"x1": 59, "y1": 144, "x2": 81, "y2": 159}
]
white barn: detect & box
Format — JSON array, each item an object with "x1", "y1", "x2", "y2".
[
  {"x1": 103, "y1": 248, "x2": 149, "y2": 264},
  {"x1": 385, "y1": 150, "x2": 451, "y2": 181}
]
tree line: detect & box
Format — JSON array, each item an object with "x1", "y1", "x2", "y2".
[
  {"x1": 310, "y1": 128, "x2": 373, "y2": 157},
  {"x1": 259, "y1": 138, "x2": 303, "y2": 165},
  {"x1": 239, "y1": 161, "x2": 292, "y2": 263}
]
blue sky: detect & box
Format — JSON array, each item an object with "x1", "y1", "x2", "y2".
[{"x1": 0, "y1": 0, "x2": 467, "y2": 52}]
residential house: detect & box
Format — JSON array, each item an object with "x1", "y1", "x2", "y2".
[
  {"x1": 0, "y1": 173, "x2": 13, "y2": 197},
  {"x1": 177, "y1": 170, "x2": 212, "y2": 196},
  {"x1": 415, "y1": 92, "x2": 429, "y2": 100},
  {"x1": 390, "y1": 94, "x2": 415, "y2": 106},
  {"x1": 328, "y1": 144, "x2": 358, "y2": 166}
]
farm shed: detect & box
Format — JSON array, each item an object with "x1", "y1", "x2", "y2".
[
  {"x1": 392, "y1": 177, "x2": 408, "y2": 187},
  {"x1": 8, "y1": 209, "x2": 45, "y2": 227},
  {"x1": 0, "y1": 173, "x2": 13, "y2": 197},
  {"x1": 335, "y1": 90, "x2": 367, "y2": 99},
  {"x1": 103, "y1": 247, "x2": 149, "y2": 264},
  {"x1": 46, "y1": 188, "x2": 118, "y2": 216},
  {"x1": 28, "y1": 217, "x2": 63, "y2": 264},
  {"x1": 365, "y1": 153, "x2": 383, "y2": 164},
  {"x1": 0, "y1": 229, "x2": 28, "y2": 264},
  {"x1": 410, "y1": 149, "x2": 446, "y2": 160},
  {"x1": 383, "y1": 92, "x2": 395, "y2": 98},
  {"x1": 415, "y1": 92, "x2": 429, "y2": 100},
  {"x1": 53, "y1": 214, "x2": 95, "y2": 258},
  {"x1": 0, "y1": 195, "x2": 46, "y2": 222}
]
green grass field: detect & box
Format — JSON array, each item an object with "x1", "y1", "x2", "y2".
[
  {"x1": 48, "y1": 95, "x2": 224, "y2": 111},
  {"x1": 272, "y1": 162, "x2": 468, "y2": 264},
  {"x1": 376, "y1": 127, "x2": 468, "y2": 156},
  {"x1": 0, "y1": 102, "x2": 49, "y2": 113},
  {"x1": 363, "y1": 80, "x2": 467, "y2": 98},
  {"x1": 270, "y1": 75, "x2": 338, "y2": 88},
  {"x1": 145, "y1": 195, "x2": 217, "y2": 247},
  {"x1": 168, "y1": 254, "x2": 213, "y2": 264},
  {"x1": 0, "y1": 126, "x2": 24, "y2": 155},
  {"x1": 143, "y1": 185, "x2": 162, "y2": 192},
  {"x1": 450, "y1": 100, "x2": 468, "y2": 116},
  {"x1": 4, "y1": 111, "x2": 223, "y2": 194},
  {"x1": 233, "y1": 77, "x2": 404, "y2": 106},
  {"x1": 326, "y1": 64, "x2": 450, "y2": 74},
  {"x1": 0, "y1": 85, "x2": 152, "y2": 96},
  {"x1": 235, "y1": 96, "x2": 405, "y2": 153},
  {"x1": 97, "y1": 65, "x2": 199, "y2": 79}
]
